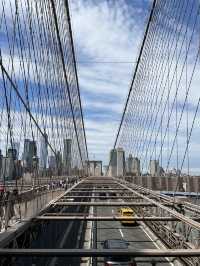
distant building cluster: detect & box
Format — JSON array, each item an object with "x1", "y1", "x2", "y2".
[
  {"x1": 0, "y1": 137, "x2": 83, "y2": 182},
  {"x1": 107, "y1": 148, "x2": 140, "y2": 177},
  {"x1": 0, "y1": 145, "x2": 23, "y2": 182},
  {"x1": 106, "y1": 148, "x2": 180, "y2": 178}
]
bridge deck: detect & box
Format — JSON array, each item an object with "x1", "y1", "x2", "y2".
[
  {"x1": 0, "y1": 176, "x2": 196, "y2": 266},
  {"x1": 96, "y1": 196, "x2": 171, "y2": 265}
]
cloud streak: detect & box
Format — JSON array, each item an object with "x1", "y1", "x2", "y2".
[{"x1": 70, "y1": 0, "x2": 152, "y2": 164}]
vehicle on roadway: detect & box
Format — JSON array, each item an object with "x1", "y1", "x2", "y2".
[
  {"x1": 119, "y1": 207, "x2": 136, "y2": 225},
  {"x1": 102, "y1": 239, "x2": 136, "y2": 266},
  {"x1": 110, "y1": 192, "x2": 117, "y2": 197},
  {"x1": 99, "y1": 192, "x2": 107, "y2": 199}
]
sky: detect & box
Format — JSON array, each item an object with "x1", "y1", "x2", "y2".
[
  {"x1": 2, "y1": 0, "x2": 200, "y2": 174},
  {"x1": 69, "y1": 0, "x2": 152, "y2": 165}
]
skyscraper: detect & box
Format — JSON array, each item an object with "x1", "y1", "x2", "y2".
[
  {"x1": 39, "y1": 133, "x2": 48, "y2": 170},
  {"x1": 133, "y1": 157, "x2": 140, "y2": 176},
  {"x1": 1, "y1": 157, "x2": 15, "y2": 181},
  {"x1": 63, "y1": 139, "x2": 72, "y2": 175},
  {"x1": 126, "y1": 154, "x2": 140, "y2": 175},
  {"x1": 23, "y1": 139, "x2": 37, "y2": 171},
  {"x1": 126, "y1": 154, "x2": 134, "y2": 174},
  {"x1": 7, "y1": 148, "x2": 17, "y2": 160},
  {"x1": 56, "y1": 151, "x2": 62, "y2": 175},
  {"x1": 150, "y1": 160, "x2": 159, "y2": 176},
  {"x1": 12, "y1": 142, "x2": 20, "y2": 159},
  {"x1": 116, "y1": 147, "x2": 125, "y2": 177},
  {"x1": 109, "y1": 149, "x2": 117, "y2": 176},
  {"x1": 48, "y1": 155, "x2": 56, "y2": 170}
]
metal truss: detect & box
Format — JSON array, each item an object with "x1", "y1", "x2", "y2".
[{"x1": 0, "y1": 176, "x2": 200, "y2": 266}]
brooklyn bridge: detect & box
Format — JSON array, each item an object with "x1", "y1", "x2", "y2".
[{"x1": 0, "y1": 0, "x2": 200, "y2": 265}]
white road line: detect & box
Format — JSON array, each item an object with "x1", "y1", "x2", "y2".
[
  {"x1": 119, "y1": 229, "x2": 124, "y2": 238},
  {"x1": 142, "y1": 225, "x2": 174, "y2": 266},
  {"x1": 142, "y1": 226, "x2": 160, "y2": 250},
  {"x1": 121, "y1": 193, "x2": 173, "y2": 265},
  {"x1": 112, "y1": 209, "x2": 114, "y2": 214}
]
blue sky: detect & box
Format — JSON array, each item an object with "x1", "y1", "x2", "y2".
[
  {"x1": 70, "y1": 0, "x2": 152, "y2": 164},
  {"x1": 2, "y1": 0, "x2": 200, "y2": 173}
]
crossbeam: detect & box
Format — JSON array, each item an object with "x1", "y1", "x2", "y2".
[
  {"x1": 117, "y1": 181, "x2": 200, "y2": 230},
  {"x1": 35, "y1": 216, "x2": 200, "y2": 221},
  {"x1": 0, "y1": 248, "x2": 199, "y2": 257},
  {"x1": 69, "y1": 189, "x2": 129, "y2": 193},
  {"x1": 53, "y1": 202, "x2": 173, "y2": 206},
  {"x1": 72, "y1": 188, "x2": 124, "y2": 190},
  {"x1": 62, "y1": 196, "x2": 143, "y2": 199}
]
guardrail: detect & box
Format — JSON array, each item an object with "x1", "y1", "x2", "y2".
[{"x1": 0, "y1": 176, "x2": 80, "y2": 231}]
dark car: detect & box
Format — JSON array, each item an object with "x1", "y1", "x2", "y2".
[
  {"x1": 102, "y1": 239, "x2": 136, "y2": 266},
  {"x1": 99, "y1": 192, "x2": 107, "y2": 199},
  {"x1": 110, "y1": 192, "x2": 117, "y2": 197}
]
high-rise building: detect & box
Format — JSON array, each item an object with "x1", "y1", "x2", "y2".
[
  {"x1": 23, "y1": 139, "x2": 37, "y2": 171},
  {"x1": 63, "y1": 139, "x2": 72, "y2": 175},
  {"x1": 12, "y1": 142, "x2": 20, "y2": 159},
  {"x1": 39, "y1": 133, "x2": 48, "y2": 170},
  {"x1": 56, "y1": 151, "x2": 62, "y2": 175},
  {"x1": 126, "y1": 154, "x2": 140, "y2": 176},
  {"x1": 48, "y1": 155, "x2": 56, "y2": 170},
  {"x1": 7, "y1": 148, "x2": 17, "y2": 160},
  {"x1": 116, "y1": 147, "x2": 125, "y2": 177},
  {"x1": 1, "y1": 157, "x2": 15, "y2": 181},
  {"x1": 109, "y1": 149, "x2": 117, "y2": 176},
  {"x1": 133, "y1": 157, "x2": 140, "y2": 176},
  {"x1": 150, "y1": 160, "x2": 159, "y2": 176},
  {"x1": 23, "y1": 139, "x2": 30, "y2": 163},
  {"x1": 126, "y1": 154, "x2": 134, "y2": 174}
]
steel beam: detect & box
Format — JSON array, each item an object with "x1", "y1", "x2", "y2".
[
  {"x1": 117, "y1": 180, "x2": 200, "y2": 230},
  {"x1": 70, "y1": 189, "x2": 128, "y2": 192},
  {"x1": 53, "y1": 202, "x2": 173, "y2": 206},
  {"x1": 35, "y1": 216, "x2": 200, "y2": 221},
  {"x1": 72, "y1": 188, "x2": 124, "y2": 190},
  {"x1": 62, "y1": 196, "x2": 143, "y2": 199},
  {"x1": 0, "y1": 248, "x2": 200, "y2": 257},
  {"x1": 66, "y1": 190, "x2": 130, "y2": 193}
]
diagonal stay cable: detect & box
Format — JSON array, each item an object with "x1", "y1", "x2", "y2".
[
  {"x1": 0, "y1": 54, "x2": 57, "y2": 157},
  {"x1": 49, "y1": 0, "x2": 85, "y2": 169},
  {"x1": 64, "y1": 0, "x2": 89, "y2": 163},
  {"x1": 107, "y1": 0, "x2": 157, "y2": 174}
]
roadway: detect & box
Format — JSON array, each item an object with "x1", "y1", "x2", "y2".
[
  {"x1": 96, "y1": 188, "x2": 172, "y2": 266},
  {"x1": 0, "y1": 177, "x2": 175, "y2": 266}
]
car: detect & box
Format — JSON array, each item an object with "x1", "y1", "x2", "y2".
[
  {"x1": 102, "y1": 239, "x2": 136, "y2": 266},
  {"x1": 119, "y1": 207, "x2": 136, "y2": 225},
  {"x1": 99, "y1": 192, "x2": 107, "y2": 199},
  {"x1": 110, "y1": 192, "x2": 117, "y2": 197}
]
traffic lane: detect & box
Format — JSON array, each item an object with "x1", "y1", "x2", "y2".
[
  {"x1": 96, "y1": 203, "x2": 172, "y2": 266},
  {"x1": 120, "y1": 224, "x2": 172, "y2": 265},
  {"x1": 97, "y1": 201, "x2": 125, "y2": 237},
  {"x1": 97, "y1": 204, "x2": 123, "y2": 265}
]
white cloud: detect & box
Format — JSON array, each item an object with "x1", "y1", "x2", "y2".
[{"x1": 70, "y1": 0, "x2": 150, "y2": 163}]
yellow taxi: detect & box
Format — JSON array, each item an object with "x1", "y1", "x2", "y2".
[{"x1": 119, "y1": 207, "x2": 136, "y2": 225}]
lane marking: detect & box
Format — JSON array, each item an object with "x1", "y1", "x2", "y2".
[
  {"x1": 141, "y1": 225, "x2": 174, "y2": 266},
  {"x1": 120, "y1": 190, "x2": 173, "y2": 266},
  {"x1": 112, "y1": 209, "x2": 114, "y2": 214},
  {"x1": 119, "y1": 229, "x2": 124, "y2": 238},
  {"x1": 142, "y1": 226, "x2": 160, "y2": 250}
]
